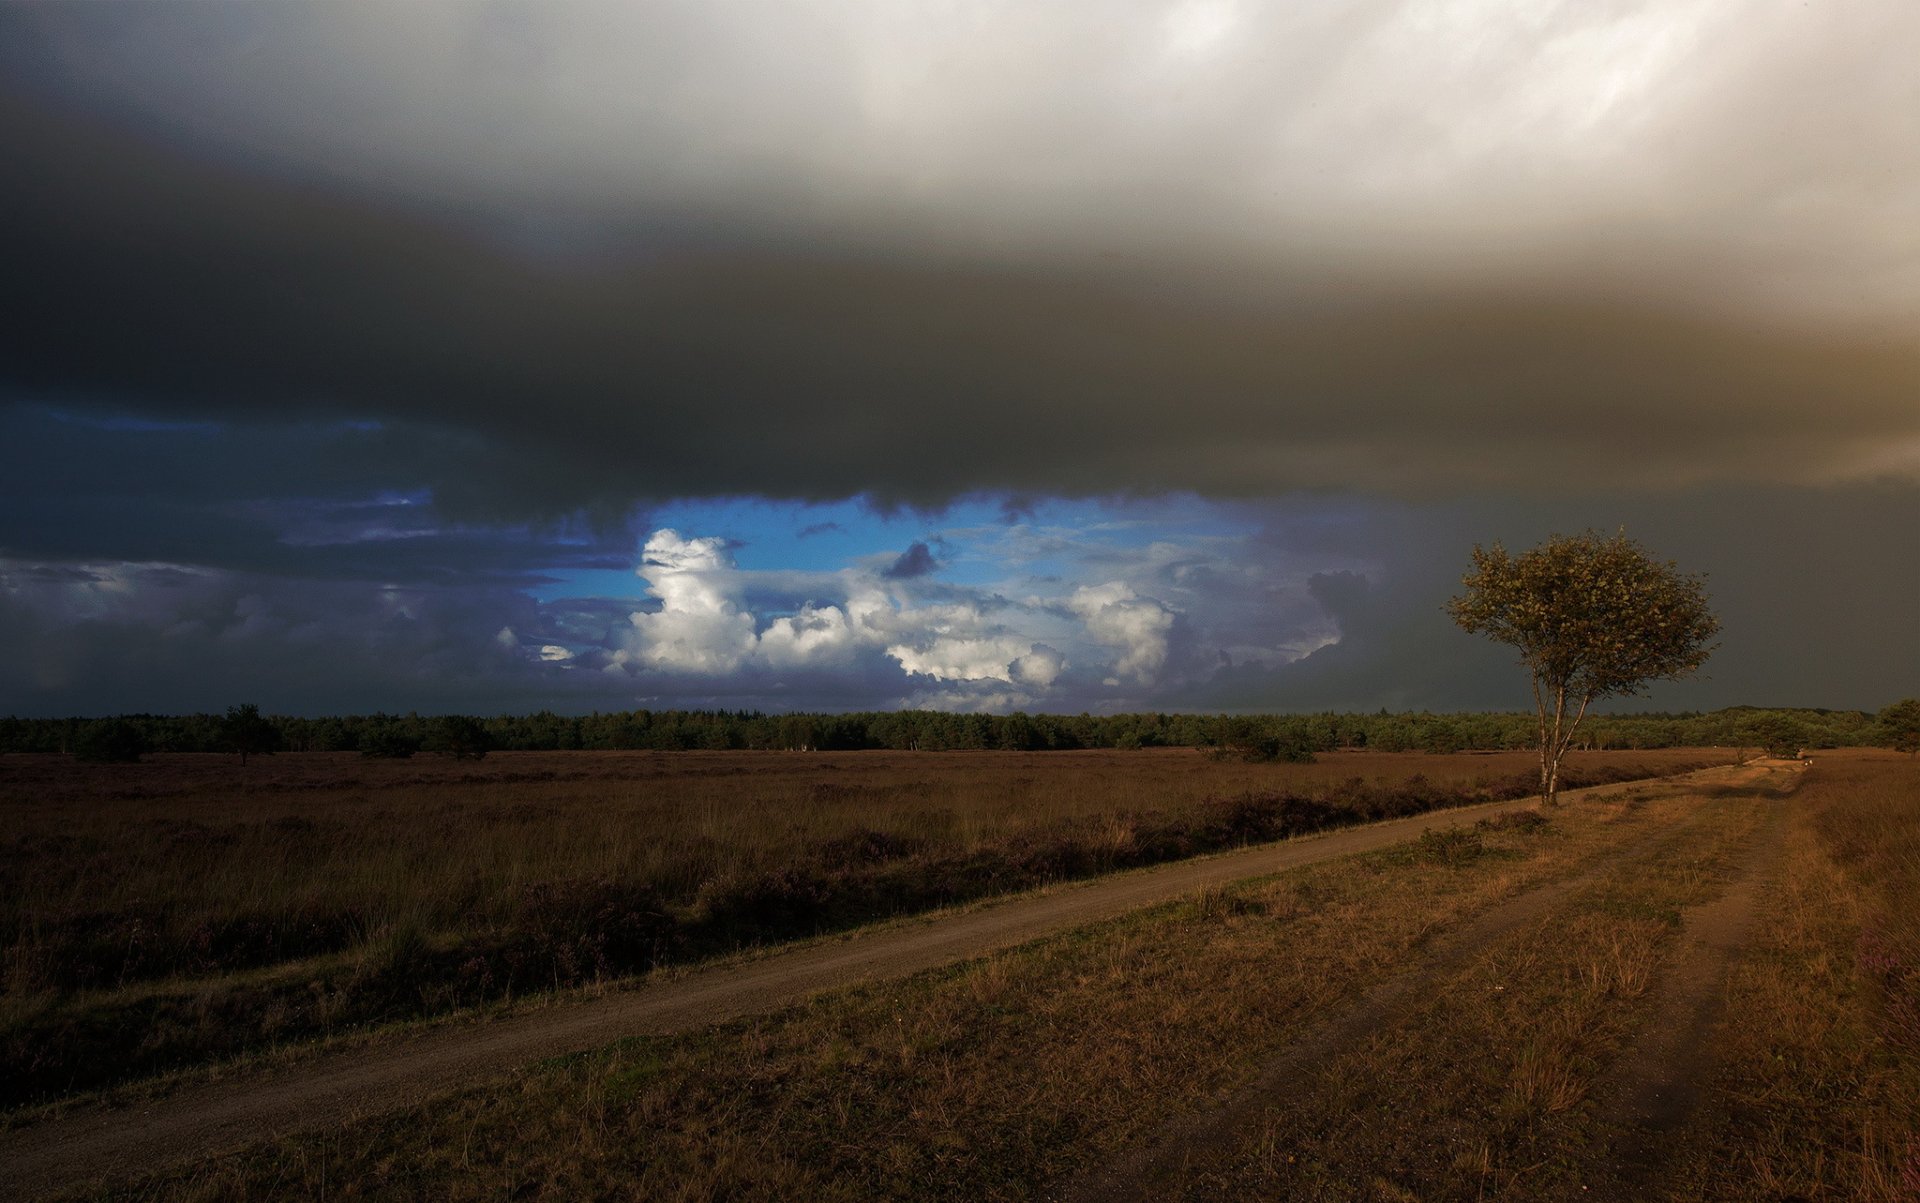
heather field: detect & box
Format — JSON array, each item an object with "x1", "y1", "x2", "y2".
[
  {"x1": 25, "y1": 750, "x2": 1915, "y2": 1202},
  {"x1": 1, "y1": 747, "x2": 1718, "y2": 1107}
]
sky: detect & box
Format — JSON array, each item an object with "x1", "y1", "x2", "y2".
[{"x1": 1, "y1": 1, "x2": 1915, "y2": 718}]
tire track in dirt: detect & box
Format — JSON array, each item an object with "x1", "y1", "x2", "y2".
[
  {"x1": 1582, "y1": 764, "x2": 1798, "y2": 1196},
  {"x1": 1052, "y1": 762, "x2": 1791, "y2": 1203},
  {"x1": 1, "y1": 764, "x2": 1753, "y2": 1200}
]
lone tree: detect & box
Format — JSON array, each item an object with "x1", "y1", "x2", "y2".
[
  {"x1": 219, "y1": 703, "x2": 281, "y2": 765},
  {"x1": 1449, "y1": 530, "x2": 1719, "y2": 805}
]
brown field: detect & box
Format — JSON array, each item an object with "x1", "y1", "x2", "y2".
[
  {"x1": 4, "y1": 749, "x2": 1916, "y2": 1200},
  {"x1": 1, "y1": 747, "x2": 1718, "y2": 1108},
  {"x1": 23, "y1": 750, "x2": 1910, "y2": 1202}
]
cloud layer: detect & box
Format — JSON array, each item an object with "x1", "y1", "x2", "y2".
[
  {"x1": 9, "y1": 483, "x2": 1913, "y2": 718},
  {"x1": 2, "y1": 2, "x2": 1915, "y2": 520},
  {"x1": 1, "y1": 5, "x2": 1913, "y2": 717}
]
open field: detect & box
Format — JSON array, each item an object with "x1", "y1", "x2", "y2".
[
  {"x1": 4, "y1": 752, "x2": 1911, "y2": 1200},
  {"x1": 1, "y1": 747, "x2": 1717, "y2": 1108}
]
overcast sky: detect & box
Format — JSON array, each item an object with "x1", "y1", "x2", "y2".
[{"x1": 2, "y1": 1, "x2": 1914, "y2": 717}]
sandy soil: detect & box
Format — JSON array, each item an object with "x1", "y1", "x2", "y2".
[{"x1": 0, "y1": 764, "x2": 1752, "y2": 1199}]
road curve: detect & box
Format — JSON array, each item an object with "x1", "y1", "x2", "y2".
[{"x1": 3, "y1": 764, "x2": 1751, "y2": 1198}]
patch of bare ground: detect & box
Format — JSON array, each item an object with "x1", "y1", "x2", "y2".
[{"x1": 8, "y1": 764, "x2": 1749, "y2": 1201}]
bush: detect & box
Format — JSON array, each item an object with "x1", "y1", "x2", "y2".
[
  {"x1": 72, "y1": 718, "x2": 147, "y2": 763},
  {"x1": 425, "y1": 715, "x2": 492, "y2": 761},
  {"x1": 1415, "y1": 826, "x2": 1486, "y2": 866},
  {"x1": 359, "y1": 727, "x2": 422, "y2": 759}
]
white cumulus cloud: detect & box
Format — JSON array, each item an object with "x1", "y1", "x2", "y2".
[
  {"x1": 1069, "y1": 582, "x2": 1176, "y2": 684},
  {"x1": 624, "y1": 529, "x2": 756, "y2": 673}
]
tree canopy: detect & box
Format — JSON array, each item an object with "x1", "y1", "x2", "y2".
[
  {"x1": 1449, "y1": 530, "x2": 1719, "y2": 803},
  {"x1": 1880, "y1": 698, "x2": 1920, "y2": 755},
  {"x1": 218, "y1": 703, "x2": 282, "y2": 765}
]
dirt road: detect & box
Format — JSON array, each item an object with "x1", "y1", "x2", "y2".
[
  {"x1": 1588, "y1": 766, "x2": 1796, "y2": 1191},
  {"x1": 1055, "y1": 760, "x2": 1792, "y2": 1203},
  {"x1": 2, "y1": 764, "x2": 1750, "y2": 1198}
]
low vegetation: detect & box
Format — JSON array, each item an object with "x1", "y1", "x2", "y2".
[
  {"x1": 93, "y1": 751, "x2": 1835, "y2": 1202},
  {"x1": 1670, "y1": 750, "x2": 1920, "y2": 1199},
  {"x1": 0, "y1": 748, "x2": 1714, "y2": 1108}
]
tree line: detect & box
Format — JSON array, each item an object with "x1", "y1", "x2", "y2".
[{"x1": 4, "y1": 702, "x2": 1913, "y2": 763}]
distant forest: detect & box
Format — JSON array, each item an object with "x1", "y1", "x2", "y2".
[{"x1": 2, "y1": 704, "x2": 1902, "y2": 760}]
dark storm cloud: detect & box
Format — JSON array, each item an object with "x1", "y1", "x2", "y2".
[
  {"x1": 0, "y1": 407, "x2": 638, "y2": 585},
  {"x1": 0, "y1": 560, "x2": 561, "y2": 715},
  {"x1": 881, "y1": 542, "x2": 939, "y2": 581},
  {"x1": 3, "y1": 3, "x2": 1916, "y2": 527},
  {"x1": 1174, "y1": 485, "x2": 1920, "y2": 714},
  {"x1": 1, "y1": 3, "x2": 1914, "y2": 717}
]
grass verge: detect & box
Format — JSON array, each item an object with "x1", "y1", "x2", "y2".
[{"x1": 1665, "y1": 750, "x2": 1920, "y2": 1200}]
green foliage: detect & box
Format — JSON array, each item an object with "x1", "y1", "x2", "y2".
[
  {"x1": 72, "y1": 718, "x2": 147, "y2": 763},
  {"x1": 425, "y1": 714, "x2": 493, "y2": 760},
  {"x1": 1212, "y1": 715, "x2": 1317, "y2": 763},
  {"x1": 0, "y1": 704, "x2": 1889, "y2": 759},
  {"x1": 1449, "y1": 530, "x2": 1720, "y2": 703},
  {"x1": 1878, "y1": 698, "x2": 1920, "y2": 755},
  {"x1": 360, "y1": 725, "x2": 422, "y2": 759},
  {"x1": 1449, "y1": 530, "x2": 1719, "y2": 803},
  {"x1": 218, "y1": 703, "x2": 282, "y2": 764},
  {"x1": 1742, "y1": 712, "x2": 1806, "y2": 759}
]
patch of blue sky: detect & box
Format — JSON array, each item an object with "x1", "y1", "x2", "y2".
[
  {"x1": 528, "y1": 567, "x2": 647, "y2": 603},
  {"x1": 530, "y1": 493, "x2": 1262, "y2": 603}
]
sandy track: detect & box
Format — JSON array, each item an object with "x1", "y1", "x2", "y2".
[
  {"x1": 1053, "y1": 761, "x2": 1787, "y2": 1203},
  {"x1": 1587, "y1": 765, "x2": 1796, "y2": 1192},
  {"x1": 2, "y1": 764, "x2": 1748, "y2": 1198}
]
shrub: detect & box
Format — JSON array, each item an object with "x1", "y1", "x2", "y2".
[
  {"x1": 1478, "y1": 809, "x2": 1551, "y2": 834},
  {"x1": 360, "y1": 727, "x2": 422, "y2": 759},
  {"x1": 1414, "y1": 826, "x2": 1486, "y2": 866},
  {"x1": 426, "y1": 715, "x2": 493, "y2": 761},
  {"x1": 72, "y1": 718, "x2": 147, "y2": 764}
]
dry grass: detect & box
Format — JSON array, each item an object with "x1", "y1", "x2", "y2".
[
  {"x1": 90, "y1": 760, "x2": 1748, "y2": 1202},
  {"x1": 1175, "y1": 791, "x2": 1768, "y2": 1202},
  {"x1": 1, "y1": 747, "x2": 1714, "y2": 1107},
  {"x1": 1667, "y1": 749, "x2": 1920, "y2": 1201},
  {"x1": 83, "y1": 753, "x2": 1912, "y2": 1203}
]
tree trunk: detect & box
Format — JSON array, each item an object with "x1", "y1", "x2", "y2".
[{"x1": 1534, "y1": 678, "x2": 1592, "y2": 807}]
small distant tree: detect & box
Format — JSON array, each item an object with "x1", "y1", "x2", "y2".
[
  {"x1": 360, "y1": 725, "x2": 422, "y2": 759},
  {"x1": 1449, "y1": 531, "x2": 1719, "y2": 805},
  {"x1": 1880, "y1": 698, "x2": 1920, "y2": 756},
  {"x1": 74, "y1": 717, "x2": 148, "y2": 763},
  {"x1": 1744, "y1": 712, "x2": 1806, "y2": 760},
  {"x1": 426, "y1": 714, "x2": 492, "y2": 760},
  {"x1": 219, "y1": 703, "x2": 282, "y2": 766}
]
